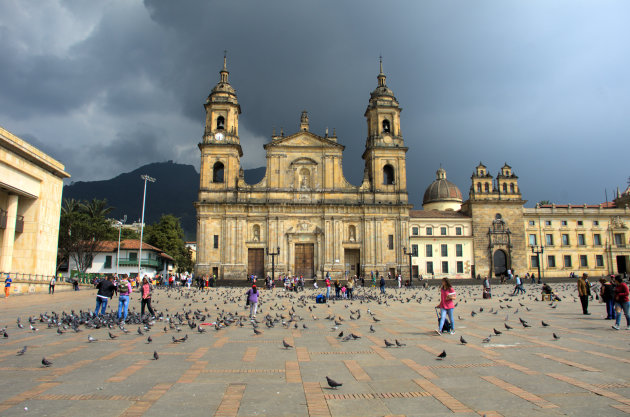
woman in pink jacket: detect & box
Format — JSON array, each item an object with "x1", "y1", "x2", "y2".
[{"x1": 436, "y1": 278, "x2": 457, "y2": 335}]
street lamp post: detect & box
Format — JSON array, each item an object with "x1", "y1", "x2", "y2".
[
  {"x1": 403, "y1": 246, "x2": 414, "y2": 287},
  {"x1": 530, "y1": 244, "x2": 544, "y2": 283},
  {"x1": 138, "y1": 175, "x2": 156, "y2": 279},
  {"x1": 266, "y1": 247, "x2": 280, "y2": 284}
]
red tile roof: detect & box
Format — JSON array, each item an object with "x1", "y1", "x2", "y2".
[{"x1": 95, "y1": 240, "x2": 175, "y2": 261}]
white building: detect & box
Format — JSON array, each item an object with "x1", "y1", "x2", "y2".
[{"x1": 62, "y1": 239, "x2": 174, "y2": 280}]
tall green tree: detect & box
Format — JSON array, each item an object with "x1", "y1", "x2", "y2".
[
  {"x1": 144, "y1": 214, "x2": 193, "y2": 272},
  {"x1": 57, "y1": 198, "x2": 113, "y2": 273}
]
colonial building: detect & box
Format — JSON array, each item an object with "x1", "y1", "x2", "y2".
[
  {"x1": 1, "y1": 126, "x2": 70, "y2": 292},
  {"x1": 195, "y1": 58, "x2": 411, "y2": 280}
]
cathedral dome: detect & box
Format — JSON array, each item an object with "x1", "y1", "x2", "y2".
[{"x1": 422, "y1": 168, "x2": 463, "y2": 211}]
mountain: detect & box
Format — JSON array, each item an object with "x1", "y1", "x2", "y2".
[{"x1": 62, "y1": 162, "x2": 267, "y2": 240}]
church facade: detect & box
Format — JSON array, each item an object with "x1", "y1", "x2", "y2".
[{"x1": 195, "y1": 59, "x2": 411, "y2": 280}]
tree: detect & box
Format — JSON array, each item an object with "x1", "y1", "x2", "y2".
[
  {"x1": 144, "y1": 214, "x2": 194, "y2": 272},
  {"x1": 57, "y1": 198, "x2": 113, "y2": 273},
  {"x1": 538, "y1": 200, "x2": 551, "y2": 206}
]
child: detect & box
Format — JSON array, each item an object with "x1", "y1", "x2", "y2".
[{"x1": 341, "y1": 286, "x2": 347, "y2": 298}]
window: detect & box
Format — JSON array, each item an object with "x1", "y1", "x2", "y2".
[
  {"x1": 441, "y1": 244, "x2": 448, "y2": 257},
  {"x1": 578, "y1": 234, "x2": 585, "y2": 246},
  {"x1": 456, "y1": 244, "x2": 463, "y2": 257},
  {"x1": 561, "y1": 234, "x2": 570, "y2": 246},
  {"x1": 547, "y1": 255, "x2": 556, "y2": 268},
  {"x1": 216, "y1": 115, "x2": 225, "y2": 130},
  {"x1": 546, "y1": 234, "x2": 554, "y2": 246},
  {"x1": 563, "y1": 255, "x2": 572, "y2": 268},
  {"x1": 529, "y1": 220, "x2": 535, "y2": 226},
  {"x1": 213, "y1": 235, "x2": 219, "y2": 249},
  {"x1": 425, "y1": 244, "x2": 433, "y2": 257},
  {"x1": 412, "y1": 265, "x2": 419, "y2": 278},
  {"x1": 383, "y1": 165, "x2": 395, "y2": 185},
  {"x1": 426, "y1": 262, "x2": 434, "y2": 274},
  {"x1": 213, "y1": 162, "x2": 224, "y2": 183},
  {"x1": 442, "y1": 261, "x2": 449, "y2": 273},
  {"x1": 561, "y1": 220, "x2": 568, "y2": 226},
  {"x1": 502, "y1": 183, "x2": 507, "y2": 193},
  {"x1": 104, "y1": 255, "x2": 112, "y2": 269},
  {"x1": 529, "y1": 234, "x2": 537, "y2": 246},
  {"x1": 455, "y1": 227, "x2": 462, "y2": 236},
  {"x1": 440, "y1": 227, "x2": 447, "y2": 236},
  {"x1": 426, "y1": 227, "x2": 433, "y2": 236},
  {"x1": 593, "y1": 220, "x2": 599, "y2": 226},
  {"x1": 484, "y1": 183, "x2": 489, "y2": 192},
  {"x1": 510, "y1": 183, "x2": 515, "y2": 193},
  {"x1": 580, "y1": 255, "x2": 588, "y2": 267},
  {"x1": 411, "y1": 227, "x2": 419, "y2": 236},
  {"x1": 596, "y1": 255, "x2": 604, "y2": 267},
  {"x1": 545, "y1": 220, "x2": 552, "y2": 226},
  {"x1": 614, "y1": 233, "x2": 624, "y2": 247},
  {"x1": 531, "y1": 255, "x2": 539, "y2": 268},
  {"x1": 477, "y1": 183, "x2": 481, "y2": 193},
  {"x1": 456, "y1": 261, "x2": 464, "y2": 274},
  {"x1": 382, "y1": 119, "x2": 391, "y2": 133},
  {"x1": 593, "y1": 234, "x2": 601, "y2": 246},
  {"x1": 388, "y1": 234, "x2": 394, "y2": 250},
  {"x1": 411, "y1": 244, "x2": 418, "y2": 257},
  {"x1": 577, "y1": 220, "x2": 583, "y2": 226},
  {"x1": 129, "y1": 252, "x2": 137, "y2": 261}
]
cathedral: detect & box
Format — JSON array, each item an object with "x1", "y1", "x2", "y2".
[
  {"x1": 195, "y1": 58, "x2": 630, "y2": 280},
  {"x1": 195, "y1": 58, "x2": 411, "y2": 280}
]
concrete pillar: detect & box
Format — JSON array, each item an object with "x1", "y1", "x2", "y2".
[{"x1": 0, "y1": 194, "x2": 19, "y2": 272}]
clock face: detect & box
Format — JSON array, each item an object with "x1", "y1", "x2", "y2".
[{"x1": 215, "y1": 132, "x2": 225, "y2": 141}]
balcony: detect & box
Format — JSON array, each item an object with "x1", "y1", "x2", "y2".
[
  {"x1": 0, "y1": 209, "x2": 6, "y2": 229},
  {"x1": 117, "y1": 257, "x2": 160, "y2": 267},
  {"x1": 15, "y1": 215, "x2": 24, "y2": 233}
]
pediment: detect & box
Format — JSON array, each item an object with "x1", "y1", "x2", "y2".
[{"x1": 264, "y1": 132, "x2": 344, "y2": 149}]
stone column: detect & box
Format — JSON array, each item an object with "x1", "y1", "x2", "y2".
[{"x1": 0, "y1": 194, "x2": 18, "y2": 272}]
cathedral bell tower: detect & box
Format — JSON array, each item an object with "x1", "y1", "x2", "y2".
[
  {"x1": 199, "y1": 54, "x2": 243, "y2": 195},
  {"x1": 362, "y1": 58, "x2": 408, "y2": 203}
]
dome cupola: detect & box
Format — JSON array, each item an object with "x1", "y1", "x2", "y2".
[{"x1": 422, "y1": 168, "x2": 463, "y2": 211}]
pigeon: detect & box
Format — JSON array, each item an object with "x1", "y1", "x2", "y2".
[
  {"x1": 326, "y1": 376, "x2": 343, "y2": 389},
  {"x1": 541, "y1": 321, "x2": 550, "y2": 327},
  {"x1": 553, "y1": 333, "x2": 560, "y2": 340},
  {"x1": 282, "y1": 339, "x2": 293, "y2": 349},
  {"x1": 504, "y1": 323, "x2": 513, "y2": 330},
  {"x1": 482, "y1": 336, "x2": 492, "y2": 343},
  {"x1": 42, "y1": 357, "x2": 53, "y2": 367},
  {"x1": 384, "y1": 339, "x2": 395, "y2": 347},
  {"x1": 460, "y1": 336, "x2": 467, "y2": 345},
  {"x1": 522, "y1": 322, "x2": 531, "y2": 328},
  {"x1": 87, "y1": 335, "x2": 97, "y2": 342},
  {"x1": 16, "y1": 346, "x2": 27, "y2": 356},
  {"x1": 3, "y1": 331, "x2": 8, "y2": 338},
  {"x1": 369, "y1": 325, "x2": 375, "y2": 333},
  {"x1": 153, "y1": 351, "x2": 159, "y2": 360},
  {"x1": 253, "y1": 328, "x2": 262, "y2": 335},
  {"x1": 108, "y1": 332, "x2": 118, "y2": 339},
  {"x1": 437, "y1": 350, "x2": 447, "y2": 360},
  {"x1": 147, "y1": 336, "x2": 152, "y2": 344},
  {"x1": 137, "y1": 327, "x2": 144, "y2": 335},
  {"x1": 395, "y1": 339, "x2": 406, "y2": 347},
  {"x1": 338, "y1": 331, "x2": 344, "y2": 338},
  {"x1": 493, "y1": 328, "x2": 502, "y2": 335}
]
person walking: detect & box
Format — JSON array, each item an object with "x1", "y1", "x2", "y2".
[
  {"x1": 600, "y1": 277, "x2": 616, "y2": 320},
  {"x1": 612, "y1": 275, "x2": 629, "y2": 330},
  {"x1": 379, "y1": 275, "x2": 386, "y2": 294},
  {"x1": 397, "y1": 274, "x2": 402, "y2": 289},
  {"x1": 94, "y1": 275, "x2": 115, "y2": 316},
  {"x1": 116, "y1": 276, "x2": 132, "y2": 323},
  {"x1": 436, "y1": 278, "x2": 457, "y2": 335},
  {"x1": 483, "y1": 276, "x2": 491, "y2": 299},
  {"x1": 140, "y1": 277, "x2": 156, "y2": 318},
  {"x1": 48, "y1": 276, "x2": 56, "y2": 294},
  {"x1": 4, "y1": 274, "x2": 12, "y2": 298},
  {"x1": 246, "y1": 284, "x2": 259, "y2": 319},
  {"x1": 325, "y1": 276, "x2": 331, "y2": 300},
  {"x1": 347, "y1": 276, "x2": 354, "y2": 300},
  {"x1": 577, "y1": 273, "x2": 591, "y2": 315}
]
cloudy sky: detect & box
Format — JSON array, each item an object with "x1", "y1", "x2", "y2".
[{"x1": 1, "y1": 0, "x2": 629, "y2": 208}]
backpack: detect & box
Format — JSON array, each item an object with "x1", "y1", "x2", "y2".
[{"x1": 118, "y1": 280, "x2": 129, "y2": 295}]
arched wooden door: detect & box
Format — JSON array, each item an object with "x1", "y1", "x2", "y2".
[{"x1": 493, "y1": 250, "x2": 507, "y2": 277}]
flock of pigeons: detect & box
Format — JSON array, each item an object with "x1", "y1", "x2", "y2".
[{"x1": 2, "y1": 281, "x2": 583, "y2": 390}]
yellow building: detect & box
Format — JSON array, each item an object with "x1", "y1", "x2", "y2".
[
  {"x1": 0, "y1": 126, "x2": 70, "y2": 292},
  {"x1": 195, "y1": 58, "x2": 411, "y2": 280}
]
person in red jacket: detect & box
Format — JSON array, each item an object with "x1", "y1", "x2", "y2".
[{"x1": 612, "y1": 275, "x2": 629, "y2": 330}]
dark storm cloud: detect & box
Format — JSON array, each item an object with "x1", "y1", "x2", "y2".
[{"x1": 1, "y1": 0, "x2": 629, "y2": 207}]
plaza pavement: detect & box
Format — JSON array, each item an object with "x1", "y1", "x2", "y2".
[{"x1": 0, "y1": 282, "x2": 629, "y2": 417}]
